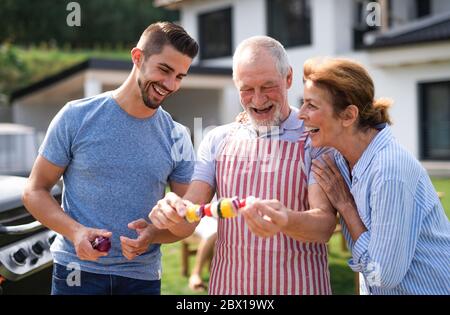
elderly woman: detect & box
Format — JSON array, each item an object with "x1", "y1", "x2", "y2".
[{"x1": 297, "y1": 57, "x2": 450, "y2": 294}]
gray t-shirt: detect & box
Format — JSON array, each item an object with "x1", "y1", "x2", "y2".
[{"x1": 39, "y1": 92, "x2": 194, "y2": 280}]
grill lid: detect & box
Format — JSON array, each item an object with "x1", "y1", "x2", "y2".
[{"x1": 0, "y1": 176, "x2": 62, "y2": 213}]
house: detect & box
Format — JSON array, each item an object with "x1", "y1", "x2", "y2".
[
  {"x1": 9, "y1": 0, "x2": 450, "y2": 175},
  {"x1": 153, "y1": 0, "x2": 450, "y2": 174}
]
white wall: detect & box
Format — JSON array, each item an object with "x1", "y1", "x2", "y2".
[
  {"x1": 163, "y1": 88, "x2": 223, "y2": 130},
  {"x1": 0, "y1": 105, "x2": 12, "y2": 123},
  {"x1": 0, "y1": 130, "x2": 37, "y2": 176},
  {"x1": 433, "y1": 0, "x2": 450, "y2": 14},
  {"x1": 13, "y1": 82, "x2": 83, "y2": 134},
  {"x1": 367, "y1": 61, "x2": 450, "y2": 158},
  {"x1": 162, "y1": 86, "x2": 240, "y2": 152}
]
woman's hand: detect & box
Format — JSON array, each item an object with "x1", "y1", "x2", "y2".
[
  {"x1": 311, "y1": 154, "x2": 355, "y2": 213},
  {"x1": 312, "y1": 154, "x2": 368, "y2": 241}
]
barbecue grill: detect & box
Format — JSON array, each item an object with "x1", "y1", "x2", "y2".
[{"x1": 0, "y1": 175, "x2": 61, "y2": 294}]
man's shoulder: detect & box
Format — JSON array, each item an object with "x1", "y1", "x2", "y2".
[
  {"x1": 157, "y1": 106, "x2": 180, "y2": 126},
  {"x1": 203, "y1": 122, "x2": 239, "y2": 142},
  {"x1": 156, "y1": 107, "x2": 191, "y2": 139},
  {"x1": 64, "y1": 92, "x2": 113, "y2": 115}
]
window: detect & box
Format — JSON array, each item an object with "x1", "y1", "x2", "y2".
[
  {"x1": 415, "y1": 0, "x2": 431, "y2": 18},
  {"x1": 267, "y1": 0, "x2": 312, "y2": 48},
  {"x1": 419, "y1": 81, "x2": 450, "y2": 160},
  {"x1": 198, "y1": 7, "x2": 232, "y2": 59}
]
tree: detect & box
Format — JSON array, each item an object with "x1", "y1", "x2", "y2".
[{"x1": 0, "y1": 0, "x2": 179, "y2": 48}]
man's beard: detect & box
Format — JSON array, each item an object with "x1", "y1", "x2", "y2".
[
  {"x1": 138, "y1": 78, "x2": 162, "y2": 110},
  {"x1": 245, "y1": 103, "x2": 283, "y2": 134}
]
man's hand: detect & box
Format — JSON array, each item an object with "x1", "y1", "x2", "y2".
[
  {"x1": 241, "y1": 199, "x2": 289, "y2": 237},
  {"x1": 149, "y1": 192, "x2": 193, "y2": 229},
  {"x1": 120, "y1": 219, "x2": 154, "y2": 260},
  {"x1": 71, "y1": 227, "x2": 112, "y2": 261}
]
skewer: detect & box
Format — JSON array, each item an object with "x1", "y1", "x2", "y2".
[{"x1": 185, "y1": 196, "x2": 256, "y2": 223}]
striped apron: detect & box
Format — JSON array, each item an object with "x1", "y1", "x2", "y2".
[{"x1": 209, "y1": 128, "x2": 331, "y2": 295}]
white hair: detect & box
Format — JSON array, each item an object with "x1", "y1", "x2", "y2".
[{"x1": 232, "y1": 36, "x2": 290, "y2": 79}]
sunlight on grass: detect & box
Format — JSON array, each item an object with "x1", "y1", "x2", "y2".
[
  {"x1": 431, "y1": 177, "x2": 450, "y2": 219},
  {"x1": 161, "y1": 241, "x2": 208, "y2": 295}
]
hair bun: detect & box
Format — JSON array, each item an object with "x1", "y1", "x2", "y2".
[{"x1": 371, "y1": 98, "x2": 393, "y2": 125}]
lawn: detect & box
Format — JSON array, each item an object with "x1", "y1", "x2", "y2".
[
  {"x1": 432, "y1": 177, "x2": 450, "y2": 218},
  {"x1": 160, "y1": 178, "x2": 450, "y2": 295}
]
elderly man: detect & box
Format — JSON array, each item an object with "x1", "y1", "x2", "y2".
[{"x1": 150, "y1": 36, "x2": 336, "y2": 295}]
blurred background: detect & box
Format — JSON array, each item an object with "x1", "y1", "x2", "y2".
[{"x1": 0, "y1": 0, "x2": 449, "y2": 295}]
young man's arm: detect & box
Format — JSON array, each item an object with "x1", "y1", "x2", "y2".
[{"x1": 23, "y1": 156, "x2": 111, "y2": 261}]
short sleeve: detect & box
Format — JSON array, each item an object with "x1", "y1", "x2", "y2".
[
  {"x1": 191, "y1": 125, "x2": 229, "y2": 189},
  {"x1": 38, "y1": 104, "x2": 74, "y2": 167},
  {"x1": 168, "y1": 124, "x2": 195, "y2": 184}
]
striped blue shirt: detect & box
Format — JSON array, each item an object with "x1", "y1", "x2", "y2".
[{"x1": 334, "y1": 124, "x2": 450, "y2": 295}]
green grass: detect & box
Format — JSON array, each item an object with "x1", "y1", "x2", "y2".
[
  {"x1": 2, "y1": 45, "x2": 130, "y2": 96},
  {"x1": 431, "y1": 177, "x2": 450, "y2": 218},
  {"x1": 16, "y1": 45, "x2": 130, "y2": 82},
  {"x1": 327, "y1": 234, "x2": 355, "y2": 294},
  {"x1": 160, "y1": 241, "x2": 209, "y2": 295},
  {"x1": 161, "y1": 178, "x2": 449, "y2": 295}
]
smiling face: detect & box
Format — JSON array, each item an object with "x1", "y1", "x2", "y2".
[
  {"x1": 233, "y1": 50, "x2": 291, "y2": 130},
  {"x1": 299, "y1": 80, "x2": 344, "y2": 147},
  {"x1": 136, "y1": 44, "x2": 192, "y2": 109}
]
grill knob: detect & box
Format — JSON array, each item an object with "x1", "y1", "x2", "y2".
[
  {"x1": 48, "y1": 234, "x2": 57, "y2": 245},
  {"x1": 31, "y1": 241, "x2": 45, "y2": 256},
  {"x1": 12, "y1": 248, "x2": 28, "y2": 265}
]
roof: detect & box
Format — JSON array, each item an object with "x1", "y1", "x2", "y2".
[
  {"x1": 10, "y1": 58, "x2": 232, "y2": 102},
  {"x1": 365, "y1": 11, "x2": 450, "y2": 49}
]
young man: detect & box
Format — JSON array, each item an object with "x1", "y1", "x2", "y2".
[
  {"x1": 150, "y1": 36, "x2": 336, "y2": 295},
  {"x1": 22, "y1": 22, "x2": 198, "y2": 295}
]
